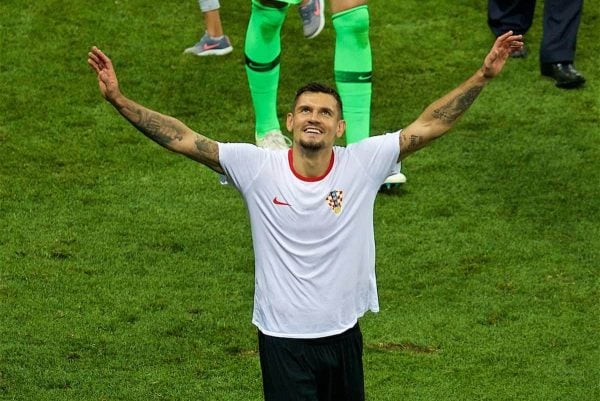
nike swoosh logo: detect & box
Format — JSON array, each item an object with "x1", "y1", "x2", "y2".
[
  {"x1": 273, "y1": 197, "x2": 291, "y2": 206},
  {"x1": 203, "y1": 42, "x2": 222, "y2": 50},
  {"x1": 358, "y1": 74, "x2": 372, "y2": 81}
]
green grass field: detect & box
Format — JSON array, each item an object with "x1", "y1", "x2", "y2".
[{"x1": 1, "y1": 0, "x2": 598, "y2": 400}]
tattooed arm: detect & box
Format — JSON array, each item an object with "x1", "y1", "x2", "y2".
[
  {"x1": 399, "y1": 72, "x2": 487, "y2": 160},
  {"x1": 87, "y1": 46, "x2": 223, "y2": 174},
  {"x1": 110, "y1": 97, "x2": 223, "y2": 173},
  {"x1": 399, "y1": 31, "x2": 523, "y2": 160}
]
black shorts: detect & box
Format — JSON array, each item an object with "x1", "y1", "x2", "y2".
[{"x1": 258, "y1": 323, "x2": 365, "y2": 401}]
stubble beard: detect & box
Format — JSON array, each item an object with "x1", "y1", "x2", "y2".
[{"x1": 298, "y1": 138, "x2": 325, "y2": 153}]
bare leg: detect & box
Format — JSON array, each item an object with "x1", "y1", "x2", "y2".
[{"x1": 203, "y1": 9, "x2": 225, "y2": 38}]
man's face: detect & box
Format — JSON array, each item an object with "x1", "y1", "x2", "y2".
[{"x1": 286, "y1": 92, "x2": 345, "y2": 152}]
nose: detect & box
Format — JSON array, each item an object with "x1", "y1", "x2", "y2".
[{"x1": 309, "y1": 110, "x2": 322, "y2": 122}]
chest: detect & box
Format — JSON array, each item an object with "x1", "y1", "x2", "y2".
[{"x1": 249, "y1": 169, "x2": 375, "y2": 241}]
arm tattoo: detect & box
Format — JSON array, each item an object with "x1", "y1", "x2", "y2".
[
  {"x1": 132, "y1": 107, "x2": 184, "y2": 145},
  {"x1": 117, "y1": 99, "x2": 184, "y2": 146},
  {"x1": 117, "y1": 99, "x2": 222, "y2": 172},
  {"x1": 400, "y1": 132, "x2": 425, "y2": 156},
  {"x1": 409, "y1": 134, "x2": 422, "y2": 150},
  {"x1": 432, "y1": 85, "x2": 483, "y2": 123},
  {"x1": 194, "y1": 137, "x2": 220, "y2": 169}
]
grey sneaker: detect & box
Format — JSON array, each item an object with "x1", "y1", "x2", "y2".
[
  {"x1": 184, "y1": 32, "x2": 233, "y2": 56},
  {"x1": 298, "y1": 0, "x2": 325, "y2": 39},
  {"x1": 256, "y1": 130, "x2": 292, "y2": 150}
]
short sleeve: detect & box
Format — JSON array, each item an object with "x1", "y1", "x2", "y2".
[
  {"x1": 218, "y1": 142, "x2": 270, "y2": 192},
  {"x1": 345, "y1": 131, "x2": 400, "y2": 184}
]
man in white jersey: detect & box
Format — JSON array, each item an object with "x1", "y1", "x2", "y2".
[{"x1": 88, "y1": 31, "x2": 522, "y2": 401}]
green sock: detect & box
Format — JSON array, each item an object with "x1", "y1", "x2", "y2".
[
  {"x1": 333, "y1": 5, "x2": 372, "y2": 144},
  {"x1": 245, "y1": 0, "x2": 289, "y2": 138}
]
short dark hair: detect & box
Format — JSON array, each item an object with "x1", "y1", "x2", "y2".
[{"x1": 293, "y1": 82, "x2": 343, "y2": 116}]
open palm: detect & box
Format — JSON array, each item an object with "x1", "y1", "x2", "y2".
[
  {"x1": 87, "y1": 46, "x2": 121, "y2": 102},
  {"x1": 482, "y1": 31, "x2": 523, "y2": 78}
]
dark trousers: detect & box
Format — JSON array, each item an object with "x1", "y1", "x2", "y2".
[
  {"x1": 258, "y1": 324, "x2": 365, "y2": 401},
  {"x1": 488, "y1": 0, "x2": 583, "y2": 63}
]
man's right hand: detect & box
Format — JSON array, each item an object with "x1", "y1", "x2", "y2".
[{"x1": 87, "y1": 47, "x2": 121, "y2": 104}]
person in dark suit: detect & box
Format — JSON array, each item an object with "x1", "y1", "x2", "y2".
[{"x1": 488, "y1": 0, "x2": 586, "y2": 89}]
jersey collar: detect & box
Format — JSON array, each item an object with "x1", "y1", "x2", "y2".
[{"x1": 288, "y1": 149, "x2": 334, "y2": 182}]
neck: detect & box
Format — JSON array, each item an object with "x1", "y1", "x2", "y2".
[{"x1": 291, "y1": 146, "x2": 333, "y2": 179}]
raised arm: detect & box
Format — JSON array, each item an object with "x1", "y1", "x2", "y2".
[
  {"x1": 87, "y1": 47, "x2": 223, "y2": 174},
  {"x1": 399, "y1": 31, "x2": 523, "y2": 160}
]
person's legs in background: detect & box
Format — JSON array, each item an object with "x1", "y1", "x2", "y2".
[
  {"x1": 184, "y1": 0, "x2": 233, "y2": 56},
  {"x1": 298, "y1": 0, "x2": 325, "y2": 39},
  {"x1": 332, "y1": 2, "x2": 371, "y2": 145},
  {"x1": 487, "y1": 0, "x2": 535, "y2": 57},
  {"x1": 539, "y1": 0, "x2": 586, "y2": 88},
  {"x1": 245, "y1": 0, "x2": 294, "y2": 149},
  {"x1": 331, "y1": 0, "x2": 406, "y2": 185}
]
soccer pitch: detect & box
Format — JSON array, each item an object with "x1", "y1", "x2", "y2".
[{"x1": 0, "y1": 0, "x2": 598, "y2": 400}]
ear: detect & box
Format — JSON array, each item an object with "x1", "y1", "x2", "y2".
[
  {"x1": 286, "y1": 112, "x2": 294, "y2": 132},
  {"x1": 336, "y1": 119, "x2": 346, "y2": 138}
]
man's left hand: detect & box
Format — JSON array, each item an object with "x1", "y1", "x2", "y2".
[{"x1": 481, "y1": 31, "x2": 523, "y2": 79}]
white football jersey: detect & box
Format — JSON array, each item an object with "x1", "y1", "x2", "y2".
[{"x1": 218, "y1": 131, "x2": 400, "y2": 338}]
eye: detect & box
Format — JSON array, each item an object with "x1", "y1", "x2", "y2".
[{"x1": 321, "y1": 110, "x2": 332, "y2": 117}]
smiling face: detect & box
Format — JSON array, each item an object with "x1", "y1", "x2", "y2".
[{"x1": 286, "y1": 91, "x2": 346, "y2": 153}]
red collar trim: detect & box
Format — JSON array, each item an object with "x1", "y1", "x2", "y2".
[{"x1": 288, "y1": 149, "x2": 334, "y2": 182}]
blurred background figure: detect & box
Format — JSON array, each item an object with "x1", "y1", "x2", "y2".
[
  {"x1": 487, "y1": 0, "x2": 586, "y2": 89},
  {"x1": 184, "y1": 0, "x2": 320, "y2": 57},
  {"x1": 185, "y1": 0, "x2": 233, "y2": 56},
  {"x1": 244, "y1": 0, "x2": 406, "y2": 185},
  {"x1": 298, "y1": 0, "x2": 326, "y2": 39}
]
